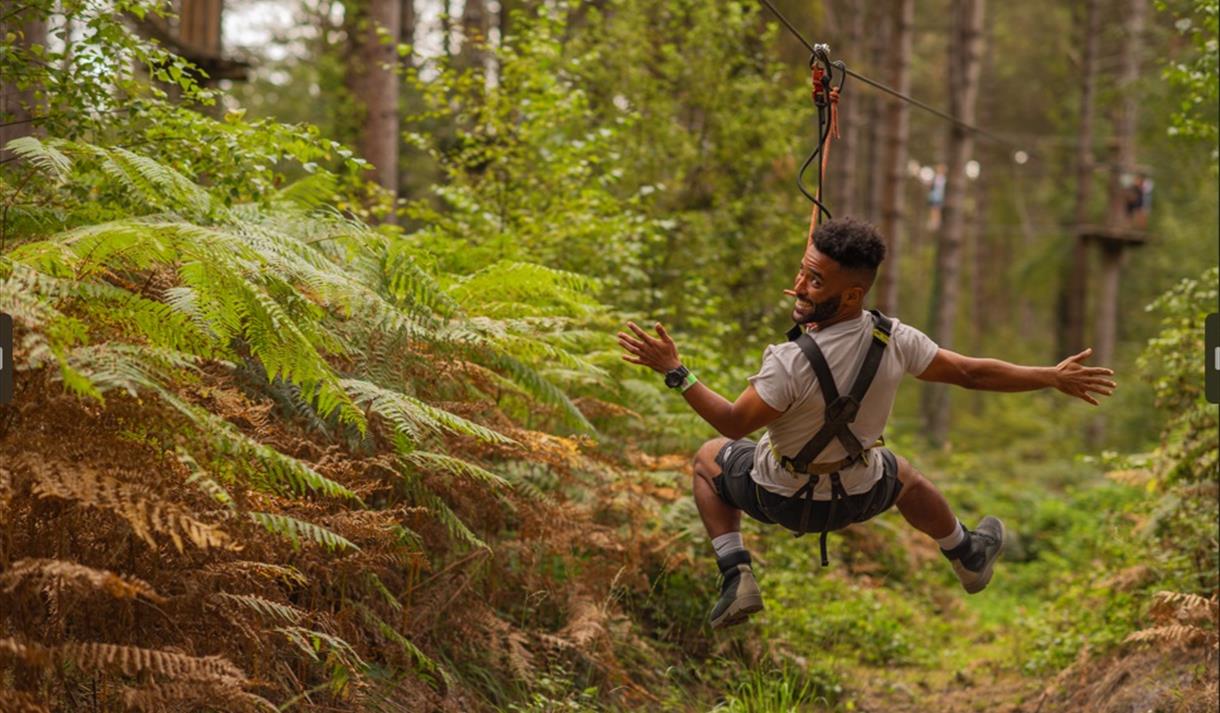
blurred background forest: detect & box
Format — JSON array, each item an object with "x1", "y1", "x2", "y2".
[{"x1": 0, "y1": 0, "x2": 1217, "y2": 711}]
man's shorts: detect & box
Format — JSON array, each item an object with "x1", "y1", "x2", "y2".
[{"x1": 710, "y1": 438, "x2": 903, "y2": 534}]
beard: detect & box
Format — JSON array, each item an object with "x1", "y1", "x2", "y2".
[{"x1": 793, "y1": 294, "x2": 841, "y2": 325}]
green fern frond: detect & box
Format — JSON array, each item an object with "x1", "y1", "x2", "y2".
[
  {"x1": 342, "y1": 378, "x2": 517, "y2": 447},
  {"x1": 177, "y1": 449, "x2": 236, "y2": 511},
  {"x1": 274, "y1": 172, "x2": 338, "y2": 210},
  {"x1": 398, "y1": 480, "x2": 487, "y2": 551},
  {"x1": 212, "y1": 593, "x2": 306, "y2": 624},
  {"x1": 402, "y1": 451, "x2": 510, "y2": 489},
  {"x1": 276, "y1": 627, "x2": 368, "y2": 676},
  {"x1": 248, "y1": 511, "x2": 359, "y2": 552},
  {"x1": 352, "y1": 602, "x2": 438, "y2": 676},
  {"x1": 4, "y1": 136, "x2": 72, "y2": 182}
]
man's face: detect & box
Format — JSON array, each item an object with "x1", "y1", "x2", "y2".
[{"x1": 791, "y1": 246, "x2": 854, "y2": 325}]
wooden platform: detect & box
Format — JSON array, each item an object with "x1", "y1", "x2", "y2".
[{"x1": 1077, "y1": 224, "x2": 1151, "y2": 247}]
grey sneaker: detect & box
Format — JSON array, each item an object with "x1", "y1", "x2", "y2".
[
  {"x1": 709, "y1": 551, "x2": 764, "y2": 629},
  {"x1": 942, "y1": 516, "x2": 1006, "y2": 594}
]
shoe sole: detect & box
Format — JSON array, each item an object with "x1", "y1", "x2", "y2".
[
  {"x1": 710, "y1": 593, "x2": 764, "y2": 629},
  {"x1": 963, "y1": 517, "x2": 1007, "y2": 594}
]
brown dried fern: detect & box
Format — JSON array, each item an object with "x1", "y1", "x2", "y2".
[
  {"x1": 1125, "y1": 590, "x2": 1220, "y2": 651},
  {"x1": 0, "y1": 637, "x2": 248, "y2": 682},
  {"x1": 121, "y1": 680, "x2": 275, "y2": 712},
  {"x1": 18, "y1": 457, "x2": 233, "y2": 552},
  {"x1": 0, "y1": 558, "x2": 165, "y2": 603},
  {"x1": 0, "y1": 690, "x2": 52, "y2": 713}
]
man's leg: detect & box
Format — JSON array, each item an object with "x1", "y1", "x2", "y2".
[
  {"x1": 692, "y1": 437, "x2": 740, "y2": 538},
  {"x1": 692, "y1": 437, "x2": 763, "y2": 628},
  {"x1": 891, "y1": 454, "x2": 1006, "y2": 594}
]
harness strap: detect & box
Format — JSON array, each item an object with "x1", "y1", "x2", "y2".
[{"x1": 782, "y1": 311, "x2": 894, "y2": 473}]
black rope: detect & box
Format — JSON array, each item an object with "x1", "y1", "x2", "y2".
[
  {"x1": 755, "y1": 0, "x2": 1025, "y2": 153},
  {"x1": 794, "y1": 50, "x2": 842, "y2": 220}
]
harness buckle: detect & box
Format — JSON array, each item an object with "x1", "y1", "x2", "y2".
[{"x1": 825, "y1": 395, "x2": 860, "y2": 424}]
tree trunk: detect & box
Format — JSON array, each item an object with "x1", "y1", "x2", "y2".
[
  {"x1": 922, "y1": 0, "x2": 985, "y2": 446},
  {"x1": 177, "y1": 0, "x2": 224, "y2": 58},
  {"x1": 1056, "y1": 0, "x2": 1100, "y2": 360},
  {"x1": 862, "y1": 3, "x2": 890, "y2": 224},
  {"x1": 1090, "y1": 0, "x2": 1146, "y2": 443},
  {"x1": 0, "y1": 8, "x2": 47, "y2": 164},
  {"x1": 459, "y1": 0, "x2": 489, "y2": 71},
  {"x1": 876, "y1": 0, "x2": 912, "y2": 315},
  {"x1": 969, "y1": 181, "x2": 989, "y2": 416},
  {"x1": 834, "y1": 0, "x2": 863, "y2": 218},
  {"x1": 346, "y1": 0, "x2": 401, "y2": 221},
  {"x1": 400, "y1": 0, "x2": 414, "y2": 53}
]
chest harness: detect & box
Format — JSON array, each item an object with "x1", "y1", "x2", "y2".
[{"x1": 773, "y1": 309, "x2": 893, "y2": 566}]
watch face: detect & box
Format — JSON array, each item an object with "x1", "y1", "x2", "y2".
[{"x1": 665, "y1": 371, "x2": 683, "y2": 388}]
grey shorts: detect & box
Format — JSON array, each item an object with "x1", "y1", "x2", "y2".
[{"x1": 710, "y1": 438, "x2": 903, "y2": 534}]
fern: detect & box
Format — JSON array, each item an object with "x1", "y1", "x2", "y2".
[
  {"x1": 20, "y1": 457, "x2": 234, "y2": 552},
  {"x1": 343, "y1": 377, "x2": 518, "y2": 447},
  {"x1": 0, "y1": 559, "x2": 164, "y2": 603},
  {"x1": 248, "y1": 511, "x2": 360, "y2": 552},
  {"x1": 4, "y1": 136, "x2": 72, "y2": 183},
  {"x1": 352, "y1": 602, "x2": 439, "y2": 677},
  {"x1": 211, "y1": 592, "x2": 307, "y2": 625},
  {"x1": 402, "y1": 451, "x2": 510, "y2": 489}
]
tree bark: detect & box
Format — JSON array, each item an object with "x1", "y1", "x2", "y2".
[
  {"x1": 1090, "y1": 0, "x2": 1146, "y2": 442},
  {"x1": 862, "y1": 3, "x2": 890, "y2": 225},
  {"x1": 345, "y1": 0, "x2": 401, "y2": 221},
  {"x1": 1056, "y1": 0, "x2": 1100, "y2": 360},
  {"x1": 833, "y1": 0, "x2": 863, "y2": 218},
  {"x1": 459, "y1": 0, "x2": 489, "y2": 71},
  {"x1": 876, "y1": 0, "x2": 912, "y2": 315},
  {"x1": 0, "y1": 8, "x2": 47, "y2": 164},
  {"x1": 922, "y1": 0, "x2": 985, "y2": 446},
  {"x1": 400, "y1": 0, "x2": 414, "y2": 53}
]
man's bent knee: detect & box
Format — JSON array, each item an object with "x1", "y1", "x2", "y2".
[
  {"x1": 693, "y1": 437, "x2": 731, "y2": 483},
  {"x1": 893, "y1": 455, "x2": 929, "y2": 503}
]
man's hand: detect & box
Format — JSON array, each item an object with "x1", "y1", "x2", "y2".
[
  {"x1": 1053, "y1": 348, "x2": 1117, "y2": 406},
  {"x1": 617, "y1": 321, "x2": 682, "y2": 374}
]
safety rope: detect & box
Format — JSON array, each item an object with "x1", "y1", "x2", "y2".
[
  {"x1": 755, "y1": 0, "x2": 1024, "y2": 153},
  {"x1": 797, "y1": 50, "x2": 844, "y2": 247}
]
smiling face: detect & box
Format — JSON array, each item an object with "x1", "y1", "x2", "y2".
[{"x1": 791, "y1": 245, "x2": 869, "y2": 326}]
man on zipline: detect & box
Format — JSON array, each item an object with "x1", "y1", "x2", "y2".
[{"x1": 617, "y1": 217, "x2": 1117, "y2": 629}]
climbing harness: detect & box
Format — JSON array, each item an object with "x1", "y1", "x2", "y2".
[{"x1": 778, "y1": 310, "x2": 894, "y2": 567}]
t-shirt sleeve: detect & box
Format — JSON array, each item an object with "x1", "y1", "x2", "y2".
[
  {"x1": 893, "y1": 321, "x2": 940, "y2": 376},
  {"x1": 747, "y1": 345, "x2": 798, "y2": 412}
]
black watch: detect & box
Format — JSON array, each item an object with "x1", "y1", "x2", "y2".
[{"x1": 664, "y1": 365, "x2": 691, "y2": 389}]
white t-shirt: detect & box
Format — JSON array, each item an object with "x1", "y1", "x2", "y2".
[{"x1": 747, "y1": 311, "x2": 939, "y2": 499}]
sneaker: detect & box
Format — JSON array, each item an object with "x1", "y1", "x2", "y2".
[
  {"x1": 709, "y1": 550, "x2": 764, "y2": 629},
  {"x1": 942, "y1": 516, "x2": 1006, "y2": 594}
]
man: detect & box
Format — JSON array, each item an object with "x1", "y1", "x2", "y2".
[{"x1": 617, "y1": 218, "x2": 1117, "y2": 629}]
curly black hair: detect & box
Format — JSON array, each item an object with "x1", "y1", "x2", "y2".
[{"x1": 811, "y1": 217, "x2": 887, "y2": 272}]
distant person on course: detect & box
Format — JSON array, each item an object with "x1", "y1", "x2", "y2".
[{"x1": 617, "y1": 217, "x2": 1117, "y2": 629}]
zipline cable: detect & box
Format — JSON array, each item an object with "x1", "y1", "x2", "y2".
[{"x1": 755, "y1": 0, "x2": 1025, "y2": 154}]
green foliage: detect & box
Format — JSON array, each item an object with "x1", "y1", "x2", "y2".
[
  {"x1": 1158, "y1": 0, "x2": 1220, "y2": 151},
  {"x1": 713, "y1": 662, "x2": 842, "y2": 713}
]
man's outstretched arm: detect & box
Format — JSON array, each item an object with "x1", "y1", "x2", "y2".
[
  {"x1": 917, "y1": 347, "x2": 1117, "y2": 405},
  {"x1": 617, "y1": 321, "x2": 783, "y2": 439}
]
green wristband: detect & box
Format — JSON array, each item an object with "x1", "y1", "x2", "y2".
[{"x1": 679, "y1": 371, "x2": 698, "y2": 392}]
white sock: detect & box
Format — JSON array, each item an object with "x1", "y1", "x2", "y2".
[
  {"x1": 711, "y1": 532, "x2": 745, "y2": 559},
  {"x1": 936, "y1": 520, "x2": 967, "y2": 551}
]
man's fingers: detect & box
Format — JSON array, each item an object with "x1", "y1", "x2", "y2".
[
  {"x1": 1070, "y1": 347, "x2": 1094, "y2": 363},
  {"x1": 1075, "y1": 391, "x2": 1100, "y2": 406},
  {"x1": 655, "y1": 322, "x2": 673, "y2": 344},
  {"x1": 621, "y1": 354, "x2": 645, "y2": 365},
  {"x1": 627, "y1": 322, "x2": 655, "y2": 343},
  {"x1": 616, "y1": 333, "x2": 644, "y2": 352}
]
